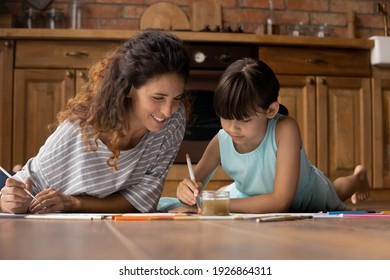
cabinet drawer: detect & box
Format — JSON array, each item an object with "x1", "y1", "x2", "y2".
[
  {"x1": 15, "y1": 40, "x2": 120, "y2": 68},
  {"x1": 260, "y1": 46, "x2": 371, "y2": 77}
]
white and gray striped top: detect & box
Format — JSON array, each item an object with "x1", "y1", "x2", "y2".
[{"x1": 14, "y1": 104, "x2": 186, "y2": 212}]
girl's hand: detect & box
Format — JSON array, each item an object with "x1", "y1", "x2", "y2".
[
  {"x1": 176, "y1": 178, "x2": 202, "y2": 205},
  {"x1": 1, "y1": 178, "x2": 33, "y2": 214},
  {"x1": 29, "y1": 188, "x2": 75, "y2": 214}
]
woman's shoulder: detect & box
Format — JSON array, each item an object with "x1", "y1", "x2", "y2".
[{"x1": 44, "y1": 120, "x2": 82, "y2": 147}]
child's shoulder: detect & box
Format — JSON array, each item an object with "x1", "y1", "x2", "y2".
[
  {"x1": 275, "y1": 115, "x2": 298, "y2": 126},
  {"x1": 275, "y1": 115, "x2": 301, "y2": 137}
]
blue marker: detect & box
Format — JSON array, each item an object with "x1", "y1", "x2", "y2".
[{"x1": 326, "y1": 210, "x2": 375, "y2": 215}]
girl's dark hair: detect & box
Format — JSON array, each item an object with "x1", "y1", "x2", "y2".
[
  {"x1": 56, "y1": 30, "x2": 190, "y2": 170},
  {"x1": 214, "y1": 58, "x2": 287, "y2": 120}
]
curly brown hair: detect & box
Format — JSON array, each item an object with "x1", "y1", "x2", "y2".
[{"x1": 53, "y1": 30, "x2": 190, "y2": 170}]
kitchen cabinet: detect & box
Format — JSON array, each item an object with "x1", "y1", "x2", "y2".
[
  {"x1": 371, "y1": 67, "x2": 390, "y2": 189},
  {"x1": 261, "y1": 46, "x2": 372, "y2": 183},
  {"x1": 0, "y1": 30, "x2": 375, "y2": 193},
  {"x1": 12, "y1": 40, "x2": 117, "y2": 165},
  {"x1": 0, "y1": 40, "x2": 13, "y2": 170}
]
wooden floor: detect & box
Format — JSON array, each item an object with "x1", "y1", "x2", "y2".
[{"x1": 1, "y1": 195, "x2": 390, "y2": 260}]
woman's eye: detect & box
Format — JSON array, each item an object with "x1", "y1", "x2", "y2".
[{"x1": 152, "y1": 96, "x2": 164, "y2": 101}]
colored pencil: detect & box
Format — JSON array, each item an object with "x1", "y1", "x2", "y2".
[
  {"x1": 186, "y1": 154, "x2": 202, "y2": 215},
  {"x1": 256, "y1": 215, "x2": 313, "y2": 223}
]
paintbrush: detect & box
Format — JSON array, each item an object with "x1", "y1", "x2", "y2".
[
  {"x1": 186, "y1": 154, "x2": 202, "y2": 215},
  {"x1": 0, "y1": 166, "x2": 44, "y2": 207}
]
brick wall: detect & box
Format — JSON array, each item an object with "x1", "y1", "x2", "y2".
[{"x1": 2, "y1": 0, "x2": 389, "y2": 38}]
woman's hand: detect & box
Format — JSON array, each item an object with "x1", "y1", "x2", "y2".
[
  {"x1": 29, "y1": 188, "x2": 76, "y2": 214},
  {"x1": 1, "y1": 178, "x2": 33, "y2": 214},
  {"x1": 176, "y1": 178, "x2": 202, "y2": 205},
  {"x1": 168, "y1": 205, "x2": 198, "y2": 214}
]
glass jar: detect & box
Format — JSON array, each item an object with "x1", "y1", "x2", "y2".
[
  {"x1": 69, "y1": 0, "x2": 85, "y2": 29},
  {"x1": 47, "y1": 8, "x2": 65, "y2": 29},
  {"x1": 201, "y1": 191, "x2": 230, "y2": 216},
  {"x1": 24, "y1": 8, "x2": 42, "y2": 29}
]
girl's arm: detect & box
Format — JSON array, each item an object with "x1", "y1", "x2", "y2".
[
  {"x1": 176, "y1": 134, "x2": 221, "y2": 205},
  {"x1": 229, "y1": 117, "x2": 302, "y2": 213}
]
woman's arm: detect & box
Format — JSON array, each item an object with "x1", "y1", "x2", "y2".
[
  {"x1": 29, "y1": 190, "x2": 137, "y2": 214},
  {"x1": 229, "y1": 117, "x2": 302, "y2": 213}
]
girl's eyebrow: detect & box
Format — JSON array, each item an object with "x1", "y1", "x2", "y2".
[{"x1": 153, "y1": 92, "x2": 184, "y2": 98}]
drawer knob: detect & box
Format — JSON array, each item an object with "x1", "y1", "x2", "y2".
[
  {"x1": 66, "y1": 51, "x2": 89, "y2": 57},
  {"x1": 66, "y1": 71, "x2": 73, "y2": 78},
  {"x1": 78, "y1": 72, "x2": 86, "y2": 79},
  {"x1": 307, "y1": 77, "x2": 315, "y2": 85},
  {"x1": 4, "y1": 41, "x2": 11, "y2": 48}
]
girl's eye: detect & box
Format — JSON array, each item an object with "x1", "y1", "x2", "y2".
[
  {"x1": 242, "y1": 118, "x2": 251, "y2": 123},
  {"x1": 152, "y1": 96, "x2": 164, "y2": 101}
]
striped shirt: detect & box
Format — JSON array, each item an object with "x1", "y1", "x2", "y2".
[{"x1": 14, "y1": 104, "x2": 186, "y2": 212}]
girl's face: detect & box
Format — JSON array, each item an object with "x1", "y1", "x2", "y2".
[
  {"x1": 220, "y1": 110, "x2": 269, "y2": 152},
  {"x1": 130, "y1": 73, "x2": 185, "y2": 133}
]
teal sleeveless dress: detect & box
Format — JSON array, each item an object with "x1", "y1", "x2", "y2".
[{"x1": 220, "y1": 114, "x2": 345, "y2": 212}]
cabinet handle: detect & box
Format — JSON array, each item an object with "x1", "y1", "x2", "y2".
[
  {"x1": 305, "y1": 58, "x2": 327, "y2": 64},
  {"x1": 4, "y1": 41, "x2": 11, "y2": 48},
  {"x1": 307, "y1": 77, "x2": 315, "y2": 85},
  {"x1": 320, "y1": 78, "x2": 327, "y2": 85},
  {"x1": 66, "y1": 51, "x2": 89, "y2": 57},
  {"x1": 66, "y1": 71, "x2": 73, "y2": 78}
]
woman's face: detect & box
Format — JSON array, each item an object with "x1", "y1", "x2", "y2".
[{"x1": 130, "y1": 73, "x2": 185, "y2": 132}]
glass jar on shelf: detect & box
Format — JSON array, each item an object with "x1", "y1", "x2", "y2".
[
  {"x1": 69, "y1": 0, "x2": 85, "y2": 29},
  {"x1": 46, "y1": 8, "x2": 65, "y2": 29},
  {"x1": 23, "y1": 7, "x2": 42, "y2": 28}
]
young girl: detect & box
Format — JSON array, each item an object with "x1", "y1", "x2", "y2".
[
  {"x1": 173, "y1": 58, "x2": 370, "y2": 214},
  {"x1": 1, "y1": 30, "x2": 190, "y2": 214}
]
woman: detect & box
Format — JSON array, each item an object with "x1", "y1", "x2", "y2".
[{"x1": 1, "y1": 30, "x2": 190, "y2": 214}]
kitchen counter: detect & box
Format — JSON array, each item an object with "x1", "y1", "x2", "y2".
[{"x1": 0, "y1": 28, "x2": 374, "y2": 49}]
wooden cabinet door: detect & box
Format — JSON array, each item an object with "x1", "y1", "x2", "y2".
[
  {"x1": 316, "y1": 76, "x2": 372, "y2": 183},
  {"x1": 0, "y1": 40, "x2": 14, "y2": 170},
  {"x1": 372, "y1": 68, "x2": 390, "y2": 189},
  {"x1": 76, "y1": 70, "x2": 88, "y2": 94},
  {"x1": 13, "y1": 69, "x2": 75, "y2": 165},
  {"x1": 277, "y1": 75, "x2": 317, "y2": 165}
]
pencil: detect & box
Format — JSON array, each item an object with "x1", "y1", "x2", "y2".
[
  {"x1": 0, "y1": 166, "x2": 44, "y2": 207},
  {"x1": 114, "y1": 215, "x2": 199, "y2": 221},
  {"x1": 256, "y1": 215, "x2": 313, "y2": 223},
  {"x1": 185, "y1": 154, "x2": 196, "y2": 183},
  {"x1": 185, "y1": 154, "x2": 202, "y2": 215}
]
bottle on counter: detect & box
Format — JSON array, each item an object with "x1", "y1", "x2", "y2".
[
  {"x1": 69, "y1": 0, "x2": 85, "y2": 29},
  {"x1": 264, "y1": 0, "x2": 280, "y2": 35}
]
